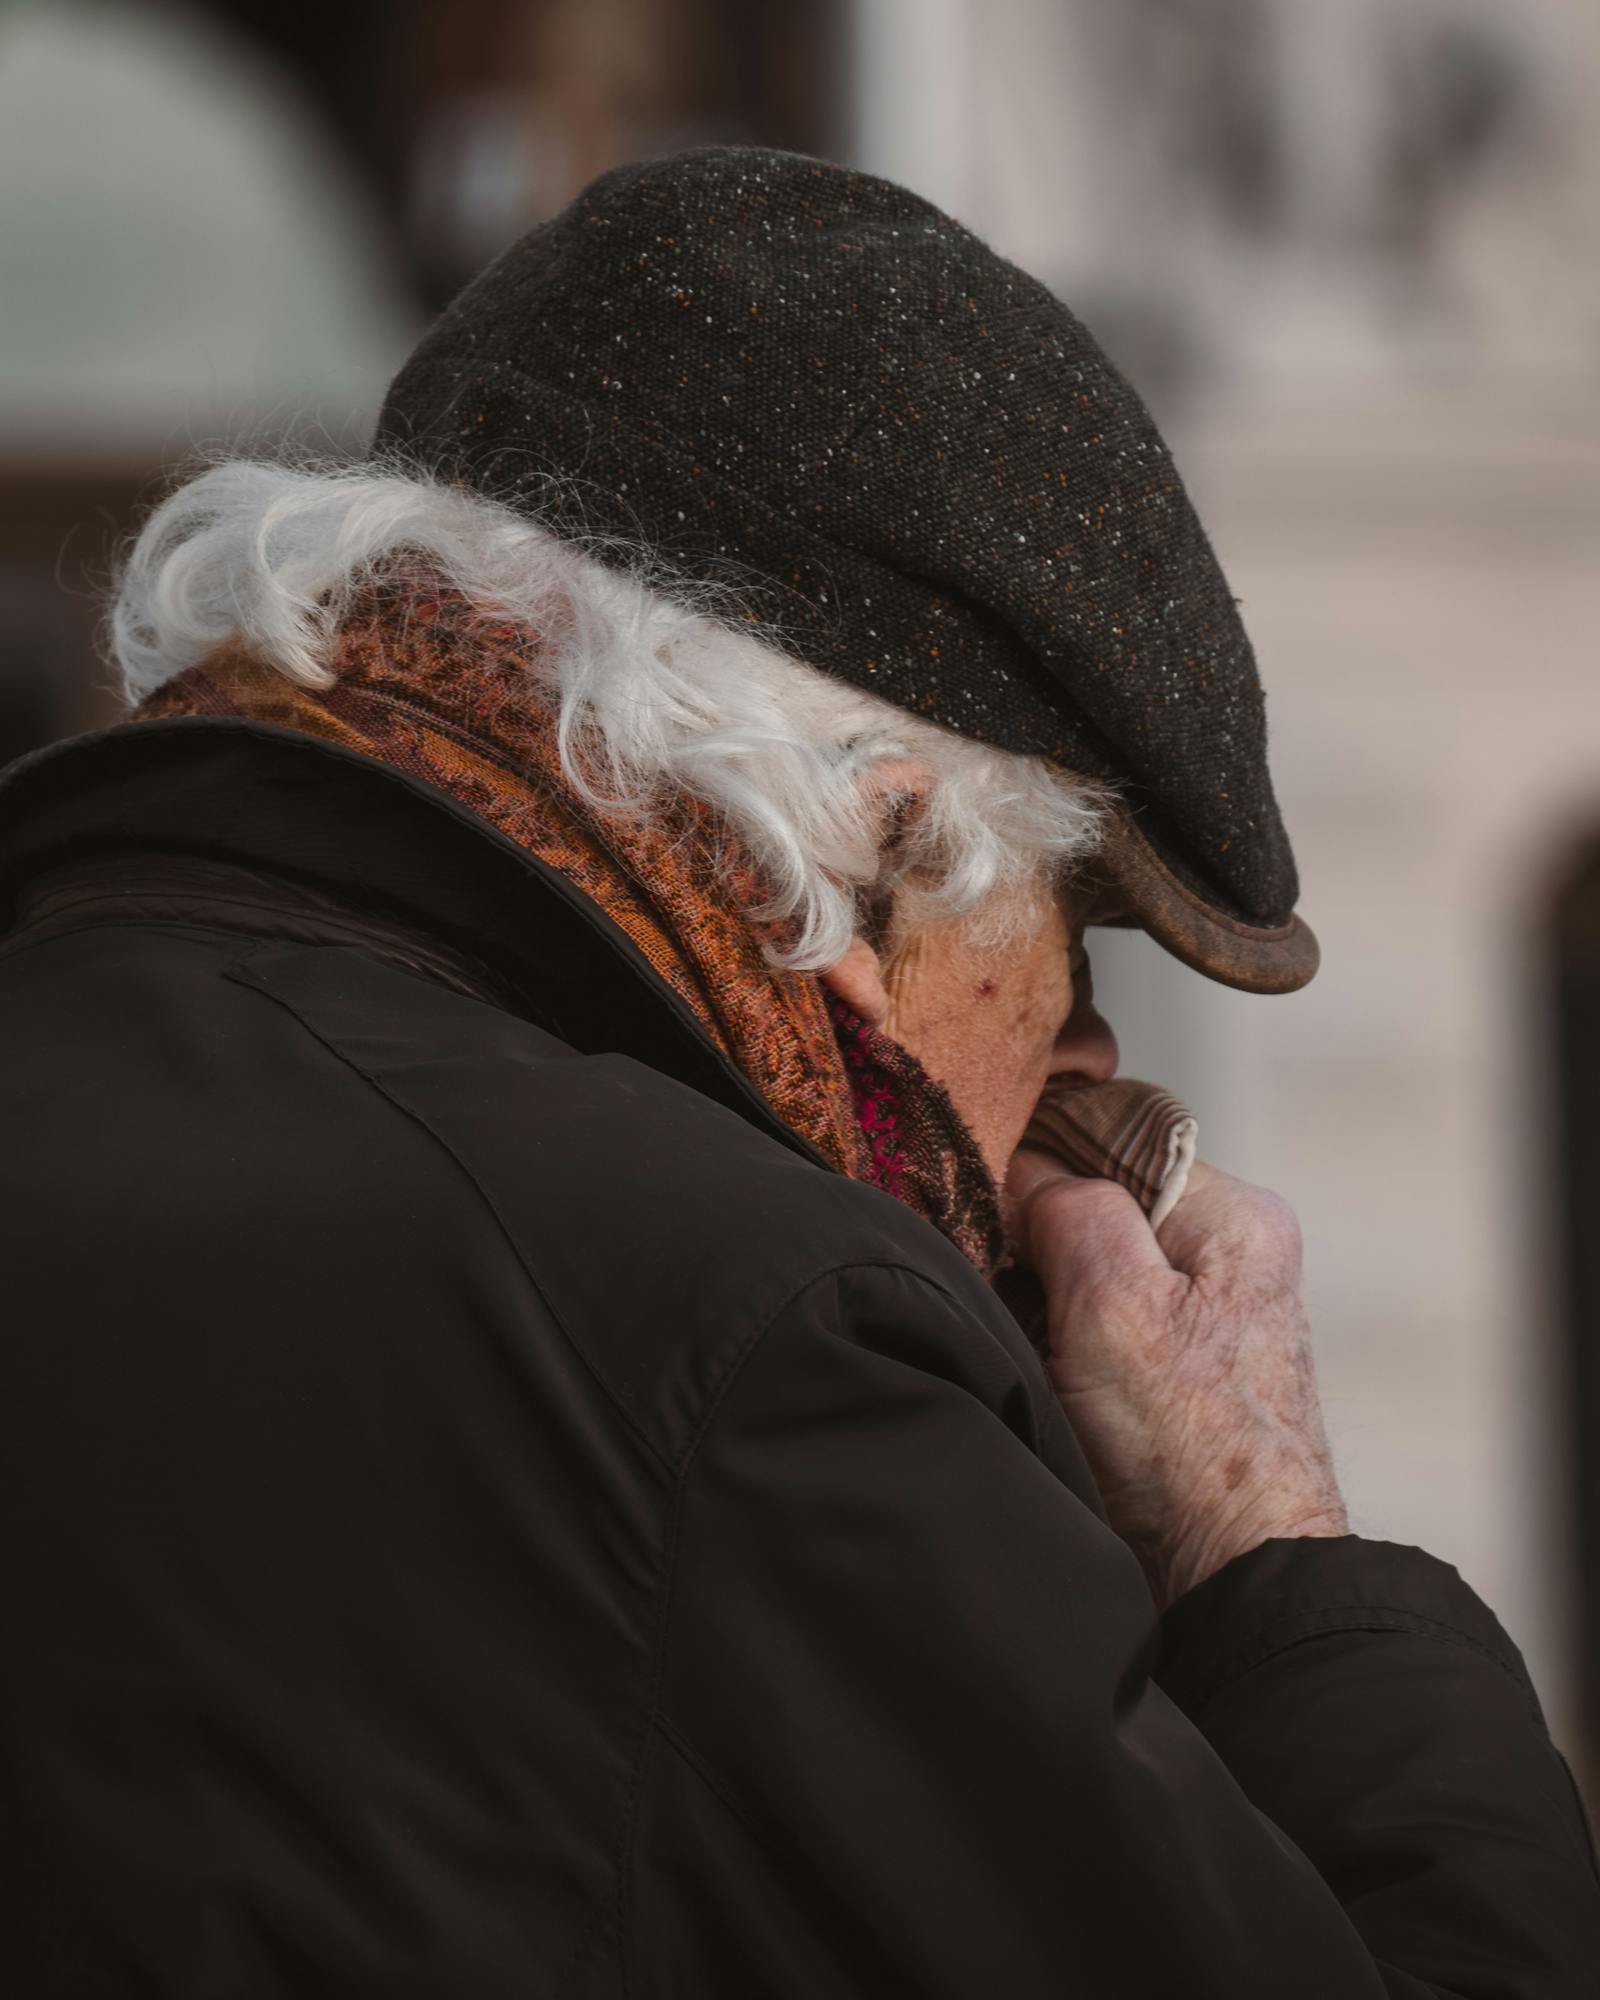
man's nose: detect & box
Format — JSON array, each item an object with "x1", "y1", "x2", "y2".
[{"x1": 1050, "y1": 952, "x2": 1120, "y2": 1084}]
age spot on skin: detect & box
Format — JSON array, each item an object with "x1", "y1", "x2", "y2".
[{"x1": 975, "y1": 977, "x2": 998, "y2": 999}]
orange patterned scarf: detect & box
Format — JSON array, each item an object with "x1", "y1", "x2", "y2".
[{"x1": 135, "y1": 578, "x2": 1004, "y2": 1270}]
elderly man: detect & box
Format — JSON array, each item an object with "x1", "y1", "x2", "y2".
[{"x1": 0, "y1": 147, "x2": 1595, "y2": 1996}]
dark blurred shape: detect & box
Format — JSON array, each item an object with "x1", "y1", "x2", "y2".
[
  {"x1": 1547, "y1": 830, "x2": 1600, "y2": 1775},
  {"x1": 0, "y1": 599, "x2": 71, "y2": 768},
  {"x1": 200, "y1": 0, "x2": 848, "y2": 313},
  {"x1": 1121, "y1": 0, "x2": 1289, "y2": 238},
  {"x1": 1380, "y1": 15, "x2": 1540, "y2": 266},
  {"x1": 0, "y1": 466, "x2": 156, "y2": 749},
  {"x1": 198, "y1": 0, "x2": 433, "y2": 305}
]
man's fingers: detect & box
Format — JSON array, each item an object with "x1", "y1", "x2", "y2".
[
  {"x1": 1151, "y1": 1159, "x2": 1224, "y2": 1271},
  {"x1": 1154, "y1": 1159, "x2": 1303, "y2": 1282},
  {"x1": 1010, "y1": 1149, "x2": 1299, "y2": 1305},
  {"x1": 1005, "y1": 1146, "x2": 1087, "y2": 1214},
  {"x1": 1007, "y1": 1148, "x2": 1174, "y2": 1303}
]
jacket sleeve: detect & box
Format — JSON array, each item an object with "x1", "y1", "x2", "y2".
[{"x1": 636, "y1": 1260, "x2": 1600, "y2": 2000}]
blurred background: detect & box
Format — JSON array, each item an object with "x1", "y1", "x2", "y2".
[{"x1": 2, "y1": 0, "x2": 1597, "y2": 1788}]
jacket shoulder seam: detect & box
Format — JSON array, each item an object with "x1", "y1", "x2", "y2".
[
  {"x1": 220, "y1": 947, "x2": 679, "y2": 1482},
  {"x1": 676, "y1": 1255, "x2": 1004, "y2": 1480}
]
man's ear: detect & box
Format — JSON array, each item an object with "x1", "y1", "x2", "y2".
[
  {"x1": 820, "y1": 935, "x2": 890, "y2": 1024},
  {"x1": 858, "y1": 756, "x2": 933, "y2": 861},
  {"x1": 817, "y1": 756, "x2": 932, "y2": 1025}
]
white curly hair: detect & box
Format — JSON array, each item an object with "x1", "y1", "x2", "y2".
[{"x1": 107, "y1": 456, "x2": 1111, "y2": 972}]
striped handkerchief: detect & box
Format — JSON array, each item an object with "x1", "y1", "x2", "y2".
[{"x1": 1022, "y1": 1077, "x2": 1198, "y2": 1230}]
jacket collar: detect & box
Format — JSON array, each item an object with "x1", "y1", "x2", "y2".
[{"x1": 0, "y1": 715, "x2": 834, "y2": 1171}]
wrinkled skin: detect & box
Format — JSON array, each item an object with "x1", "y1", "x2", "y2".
[
  {"x1": 822, "y1": 863, "x2": 1348, "y2": 1611},
  {"x1": 823, "y1": 873, "x2": 1119, "y2": 1185},
  {"x1": 1006, "y1": 1153, "x2": 1348, "y2": 1608}
]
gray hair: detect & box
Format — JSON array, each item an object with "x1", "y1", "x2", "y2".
[{"x1": 108, "y1": 458, "x2": 1110, "y2": 972}]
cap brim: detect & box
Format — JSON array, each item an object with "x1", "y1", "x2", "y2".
[{"x1": 1083, "y1": 807, "x2": 1320, "y2": 995}]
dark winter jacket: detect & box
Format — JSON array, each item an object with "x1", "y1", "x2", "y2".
[{"x1": 1, "y1": 716, "x2": 1597, "y2": 1998}]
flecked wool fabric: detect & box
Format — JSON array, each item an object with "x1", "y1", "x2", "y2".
[
  {"x1": 133, "y1": 575, "x2": 1007, "y2": 1273},
  {"x1": 375, "y1": 143, "x2": 1300, "y2": 932}
]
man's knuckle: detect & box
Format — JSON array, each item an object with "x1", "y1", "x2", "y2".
[
  {"x1": 1244, "y1": 1187, "x2": 1302, "y2": 1253},
  {"x1": 1050, "y1": 1174, "x2": 1134, "y2": 1215}
]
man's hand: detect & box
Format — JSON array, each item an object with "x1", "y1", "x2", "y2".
[{"x1": 1005, "y1": 1151, "x2": 1349, "y2": 1610}]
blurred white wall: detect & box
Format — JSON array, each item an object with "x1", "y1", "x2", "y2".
[{"x1": 850, "y1": 0, "x2": 1600, "y2": 1764}]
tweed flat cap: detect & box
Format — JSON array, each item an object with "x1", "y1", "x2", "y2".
[{"x1": 375, "y1": 144, "x2": 1318, "y2": 993}]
